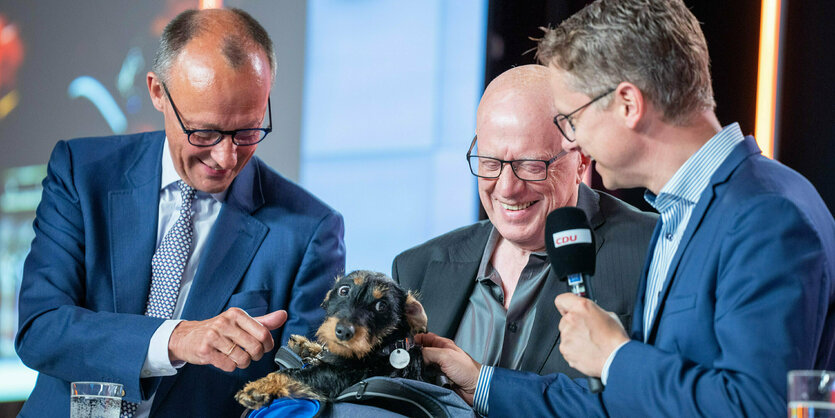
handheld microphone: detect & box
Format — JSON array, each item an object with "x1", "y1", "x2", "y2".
[{"x1": 544, "y1": 206, "x2": 604, "y2": 393}]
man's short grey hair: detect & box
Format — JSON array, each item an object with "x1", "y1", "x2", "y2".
[
  {"x1": 152, "y1": 8, "x2": 276, "y2": 84},
  {"x1": 536, "y1": 0, "x2": 715, "y2": 124}
]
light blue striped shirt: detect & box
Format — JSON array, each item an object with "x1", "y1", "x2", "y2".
[
  {"x1": 473, "y1": 364, "x2": 493, "y2": 415},
  {"x1": 475, "y1": 124, "x2": 746, "y2": 406},
  {"x1": 641, "y1": 123, "x2": 744, "y2": 340}
]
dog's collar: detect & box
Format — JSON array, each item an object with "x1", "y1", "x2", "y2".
[
  {"x1": 380, "y1": 336, "x2": 414, "y2": 356},
  {"x1": 380, "y1": 336, "x2": 414, "y2": 369}
]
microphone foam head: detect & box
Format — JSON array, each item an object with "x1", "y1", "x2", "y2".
[{"x1": 544, "y1": 206, "x2": 596, "y2": 277}]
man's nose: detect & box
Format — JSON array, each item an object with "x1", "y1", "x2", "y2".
[
  {"x1": 211, "y1": 136, "x2": 238, "y2": 169},
  {"x1": 495, "y1": 163, "x2": 525, "y2": 192}
]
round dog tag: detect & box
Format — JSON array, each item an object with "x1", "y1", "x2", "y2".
[{"x1": 389, "y1": 348, "x2": 410, "y2": 369}]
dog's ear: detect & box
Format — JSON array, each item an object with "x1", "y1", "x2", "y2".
[
  {"x1": 404, "y1": 291, "x2": 428, "y2": 335},
  {"x1": 321, "y1": 289, "x2": 332, "y2": 309}
]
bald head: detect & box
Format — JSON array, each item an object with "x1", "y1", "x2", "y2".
[
  {"x1": 477, "y1": 65, "x2": 558, "y2": 130},
  {"x1": 152, "y1": 8, "x2": 276, "y2": 85},
  {"x1": 473, "y1": 65, "x2": 589, "y2": 252}
]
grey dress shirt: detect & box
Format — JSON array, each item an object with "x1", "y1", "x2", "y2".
[{"x1": 454, "y1": 227, "x2": 551, "y2": 369}]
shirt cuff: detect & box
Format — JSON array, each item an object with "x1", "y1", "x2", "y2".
[
  {"x1": 141, "y1": 319, "x2": 185, "y2": 378},
  {"x1": 600, "y1": 340, "x2": 629, "y2": 385},
  {"x1": 473, "y1": 364, "x2": 494, "y2": 416}
]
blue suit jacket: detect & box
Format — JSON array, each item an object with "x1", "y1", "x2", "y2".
[
  {"x1": 15, "y1": 132, "x2": 346, "y2": 417},
  {"x1": 488, "y1": 137, "x2": 835, "y2": 417}
]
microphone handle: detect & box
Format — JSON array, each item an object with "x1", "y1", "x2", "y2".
[{"x1": 566, "y1": 273, "x2": 604, "y2": 394}]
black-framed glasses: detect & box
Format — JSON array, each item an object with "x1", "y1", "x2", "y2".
[
  {"x1": 466, "y1": 135, "x2": 569, "y2": 181},
  {"x1": 161, "y1": 82, "x2": 272, "y2": 147},
  {"x1": 553, "y1": 87, "x2": 615, "y2": 142}
]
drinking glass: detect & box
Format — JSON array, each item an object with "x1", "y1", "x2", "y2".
[
  {"x1": 70, "y1": 382, "x2": 123, "y2": 418},
  {"x1": 788, "y1": 370, "x2": 835, "y2": 418}
]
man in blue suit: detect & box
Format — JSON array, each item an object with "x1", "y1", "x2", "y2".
[
  {"x1": 15, "y1": 8, "x2": 345, "y2": 417},
  {"x1": 419, "y1": 0, "x2": 835, "y2": 416}
]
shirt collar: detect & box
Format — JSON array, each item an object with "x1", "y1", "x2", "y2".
[
  {"x1": 476, "y1": 225, "x2": 548, "y2": 284},
  {"x1": 645, "y1": 122, "x2": 744, "y2": 212},
  {"x1": 161, "y1": 137, "x2": 229, "y2": 202}
]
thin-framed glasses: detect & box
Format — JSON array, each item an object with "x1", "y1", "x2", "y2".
[
  {"x1": 466, "y1": 135, "x2": 569, "y2": 181},
  {"x1": 553, "y1": 87, "x2": 615, "y2": 142},
  {"x1": 161, "y1": 82, "x2": 272, "y2": 147}
]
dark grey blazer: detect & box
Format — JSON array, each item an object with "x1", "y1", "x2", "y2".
[{"x1": 392, "y1": 184, "x2": 657, "y2": 378}]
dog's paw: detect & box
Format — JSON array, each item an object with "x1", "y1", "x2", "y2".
[
  {"x1": 288, "y1": 334, "x2": 323, "y2": 359},
  {"x1": 236, "y1": 372, "x2": 325, "y2": 410},
  {"x1": 235, "y1": 379, "x2": 275, "y2": 410}
]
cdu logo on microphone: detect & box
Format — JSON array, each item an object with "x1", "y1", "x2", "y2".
[{"x1": 551, "y1": 228, "x2": 593, "y2": 248}]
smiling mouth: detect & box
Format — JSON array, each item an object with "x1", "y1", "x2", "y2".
[
  {"x1": 500, "y1": 201, "x2": 536, "y2": 211},
  {"x1": 201, "y1": 161, "x2": 229, "y2": 173}
]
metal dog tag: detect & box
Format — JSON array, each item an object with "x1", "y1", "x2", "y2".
[{"x1": 389, "y1": 348, "x2": 410, "y2": 369}]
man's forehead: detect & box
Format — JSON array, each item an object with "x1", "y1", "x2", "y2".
[
  {"x1": 475, "y1": 133, "x2": 562, "y2": 158},
  {"x1": 547, "y1": 67, "x2": 587, "y2": 109}
]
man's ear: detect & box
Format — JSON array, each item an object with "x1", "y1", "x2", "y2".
[
  {"x1": 404, "y1": 291, "x2": 428, "y2": 335},
  {"x1": 615, "y1": 82, "x2": 645, "y2": 129},
  {"x1": 576, "y1": 153, "x2": 591, "y2": 185},
  {"x1": 147, "y1": 72, "x2": 166, "y2": 112}
]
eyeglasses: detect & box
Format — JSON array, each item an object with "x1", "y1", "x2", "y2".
[
  {"x1": 466, "y1": 135, "x2": 569, "y2": 181},
  {"x1": 161, "y1": 82, "x2": 272, "y2": 147},
  {"x1": 553, "y1": 88, "x2": 615, "y2": 142}
]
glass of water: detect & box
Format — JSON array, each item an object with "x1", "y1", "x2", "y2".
[
  {"x1": 789, "y1": 370, "x2": 835, "y2": 418},
  {"x1": 70, "y1": 382, "x2": 124, "y2": 418}
]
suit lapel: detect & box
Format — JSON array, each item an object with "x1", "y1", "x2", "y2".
[
  {"x1": 518, "y1": 269, "x2": 565, "y2": 372},
  {"x1": 420, "y1": 261, "x2": 480, "y2": 337},
  {"x1": 577, "y1": 184, "x2": 605, "y2": 255},
  {"x1": 644, "y1": 138, "x2": 761, "y2": 342},
  {"x1": 180, "y1": 158, "x2": 268, "y2": 320},
  {"x1": 520, "y1": 184, "x2": 603, "y2": 372},
  {"x1": 631, "y1": 222, "x2": 662, "y2": 340},
  {"x1": 110, "y1": 134, "x2": 163, "y2": 314},
  {"x1": 152, "y1": 158, "x2": 268, "y2": 412},
  {"x1": 418, "y1": 222, "x2": 490, "y2": 337}
]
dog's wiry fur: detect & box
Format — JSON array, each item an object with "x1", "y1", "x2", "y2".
[{"x1": 236, "y1": 270, "x2": 429, "y2": 409}]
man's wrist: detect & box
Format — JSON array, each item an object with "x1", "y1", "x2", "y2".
[
  {"x1": 472, "y1": 364, "x2": 493, "y2": 416},
  {"x1": 600, "y1": 340, "x2": 629, "y2": 385},
  {"x1": 142, "y1": 319, "x2": 184, "y2": 378}
]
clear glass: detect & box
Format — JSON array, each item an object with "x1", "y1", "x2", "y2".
[
  {"x1": 70, "y1": 382, "x2": 123, "y2": 418},
  {"x1": 788, "y1": 370, "x2": 835, "y2": 418}
]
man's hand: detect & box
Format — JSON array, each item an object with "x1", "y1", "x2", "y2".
[
  {"x1": 416, "y1": 333, "x2": 481, "y2": 405},
  {"x1": 168, "y1": 308, "x2": 287, "y2": 372},
  {"x1": 554, "y1": 293, "x2": 629, "y2": 377}
]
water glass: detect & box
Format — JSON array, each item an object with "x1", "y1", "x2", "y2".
[
  {"x1": 70, "y1": 382, "x2": 124, "y2": 418},
  {"x1": 788, "y1": 370, "x2": 835, "y2": 418}
]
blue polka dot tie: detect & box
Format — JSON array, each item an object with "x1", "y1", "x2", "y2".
[{"x1": 121, "y1": 180, "x2": 196, "y2": 418}]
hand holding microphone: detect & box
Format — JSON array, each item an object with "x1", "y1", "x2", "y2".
[{"x1": 545, "y1": 207, "x2": 629, "y2": 393}]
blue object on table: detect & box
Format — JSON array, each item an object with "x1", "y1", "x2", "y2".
[{"x1": 246, "y1": 398, "x2": 321, "y2": 418}]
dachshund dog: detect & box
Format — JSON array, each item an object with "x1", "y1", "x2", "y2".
[{"x1": 235, "y1": 270, "x2": 430, "y2": 410}]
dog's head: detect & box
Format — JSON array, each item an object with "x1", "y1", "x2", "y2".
[{"x1": 315, "y1": 270, "x2": 427, "y2": 359}]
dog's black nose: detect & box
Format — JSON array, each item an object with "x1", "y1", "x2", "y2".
[{"x1": 334, "y1": 323, "x2": 355, "y2": 341}]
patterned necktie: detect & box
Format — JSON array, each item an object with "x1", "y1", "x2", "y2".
[{"x1": 121, "y1": 180, "x2": 196, "y2": 418}]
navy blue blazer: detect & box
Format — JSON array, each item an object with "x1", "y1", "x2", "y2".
[
  {"x1": 15, "y1": 131, "x2": 346, "y2": 417},
  {"x1": 488, "y1": 137, "x2": 835, "y2": 417}
]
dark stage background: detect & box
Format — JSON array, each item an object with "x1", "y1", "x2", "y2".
[{"x1": 481, "y1": 0, "x2": 835, "y2": 216}]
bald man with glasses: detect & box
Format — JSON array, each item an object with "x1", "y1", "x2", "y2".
[{"x1": 392, "y1": 64, "x2": 657, "y2": 379}]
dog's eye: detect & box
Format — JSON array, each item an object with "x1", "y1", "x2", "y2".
[
  {"x1": 337, "y1": 285, "x2": 350, "y2": 296},
  {"x1": 374, "y1": 300, "x2": 388, "y2": 312}
]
